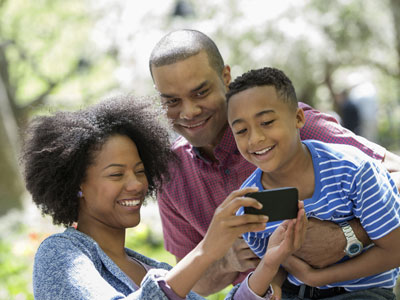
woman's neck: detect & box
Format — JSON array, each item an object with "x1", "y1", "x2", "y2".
[{"x1": 77, "y1": 220, "x2": 127, "y2": 258}]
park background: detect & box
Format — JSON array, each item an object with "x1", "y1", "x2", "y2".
[{"x1": 0, "y1": 0, "x2": 399, "y2": 299}]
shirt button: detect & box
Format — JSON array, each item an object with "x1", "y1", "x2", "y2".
[{"x1": 225, "y1": 169, "x2": 230, "y2": 175}]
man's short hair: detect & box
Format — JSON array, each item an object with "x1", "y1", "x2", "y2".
[{"x1": 149, "y1": 29, "x2": 224, "y2": 77}]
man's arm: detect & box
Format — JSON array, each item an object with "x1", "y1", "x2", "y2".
[
  {"x1": 294, "y1": 218, "x2": 371, "y2": 268},
  {"x1": 177, "y1": 237, "x2": 260, "y2": 296},
  {"x1": 383, "y1": 150, "x2": 400, "y2": 191},
  {"x1": 284, "y1": 227, "x2": 400, "y2": 287}
]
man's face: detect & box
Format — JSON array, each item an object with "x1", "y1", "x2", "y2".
[{"x1": 151, "y1": 51, "x2": 231, "y2": 149}]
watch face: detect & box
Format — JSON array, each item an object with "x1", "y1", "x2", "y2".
[{"x1": 349, "y1": 243, "x2": 362, "y2": 254}]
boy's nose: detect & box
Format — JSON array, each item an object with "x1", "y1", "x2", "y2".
[{"x1": 249, "y1": 127, "x2": 265, "y2": 147}]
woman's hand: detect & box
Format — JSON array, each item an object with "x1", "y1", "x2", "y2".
[
  {"x1": 200, "y1": 187, "x2": 269, "y2": 262},
  {"x1": 166, "y1": 187, "x2": 268, "y2": 298}
]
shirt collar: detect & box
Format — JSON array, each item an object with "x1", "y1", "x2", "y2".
[{"x1": 192, "y1": 127, "x2": 240, "y2": 164}]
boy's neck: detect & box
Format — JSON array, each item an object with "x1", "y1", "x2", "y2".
[{"x1": 261, "y1": 143, "x2": 315, "y2": 200}]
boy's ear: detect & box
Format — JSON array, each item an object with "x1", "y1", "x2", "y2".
[{"x1": 295, "y1": 108, "x2": 306, "y2": 129}]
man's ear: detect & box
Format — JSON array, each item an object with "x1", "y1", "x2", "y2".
[
  {"x1": 222, "y1": 65, "x2": 231, "y2": 88},
  {"x1": 295, "y1": 107, "x2": 306, "y2": 129}
]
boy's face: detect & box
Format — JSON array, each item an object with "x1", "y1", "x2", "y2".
[{"x1": 227, "y1": 85, "x2": 305, "y2": 173}]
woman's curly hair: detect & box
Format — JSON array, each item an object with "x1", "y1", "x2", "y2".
[{"x1": 21, "y1": 95, "x2": 175, "y2": 227}]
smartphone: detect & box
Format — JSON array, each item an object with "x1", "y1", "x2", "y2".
[{"x1": 244, "y1": 187, "x2": 299, "y2": 222}]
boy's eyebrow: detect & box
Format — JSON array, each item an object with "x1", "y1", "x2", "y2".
[
  {"x1": 231, "y1": 109, "x2": 275, "y2": 127},
  {"x1": 158, "y1": 81, "x2": 209, "y2": 98}
]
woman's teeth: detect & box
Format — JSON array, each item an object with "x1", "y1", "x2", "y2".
[{"x1": 119, "y1": 200, "x2": 140, "y2": 207}]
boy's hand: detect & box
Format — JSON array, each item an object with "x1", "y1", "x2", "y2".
[
  {"x1": 282, "y1": 255, "x2": 322, "y2": 287},
  {"x1": 265, "y1": 201, "x2": 308, "y2": 265}
]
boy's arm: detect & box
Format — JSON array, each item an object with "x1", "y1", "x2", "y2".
[{"x1": 283, "y1": 227, "x2": 400, "y2": 287}]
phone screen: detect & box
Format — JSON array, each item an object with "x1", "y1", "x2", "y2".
[{"x1": 244, "y1": 187, "x2": 298, "y2": 222}]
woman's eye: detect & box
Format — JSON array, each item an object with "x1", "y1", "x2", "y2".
[{"x1": 110, "y1": 173, "x2": 123, "y2": 177}]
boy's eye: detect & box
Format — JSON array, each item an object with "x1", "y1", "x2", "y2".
[
  {"x1": 235, "y1": 128, "x2": 247, "y2": 135},
  {"x1": 261, "y1": 120, "x2": 274, "y2": 126}
]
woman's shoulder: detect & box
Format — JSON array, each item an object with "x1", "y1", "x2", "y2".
[{"x1": 125, "y1": 247, "x2": 173, "y2": 271}]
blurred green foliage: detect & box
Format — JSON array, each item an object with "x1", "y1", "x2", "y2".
[{"x1": 0, "y1": 219, "x2": 231, "y2": 299}]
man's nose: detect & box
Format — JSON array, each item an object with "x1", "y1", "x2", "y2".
[{"x1": 180, "y1": 99, "x2": 201, "y2": 120}]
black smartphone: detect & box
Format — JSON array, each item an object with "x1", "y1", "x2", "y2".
[{"x1": 244, "y1": 187, "x2": 299, "y2": 222}]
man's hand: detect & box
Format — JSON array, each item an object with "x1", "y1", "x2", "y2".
[
  {"x1": 294, "y1": 218, "x2": 346, "y2": 268},
  {"x1": 223, "y1": 237, "x2": 260, "y2": 273},
  {"x1": 382, "y1": 150, "x2": 400, "y2": 191}
]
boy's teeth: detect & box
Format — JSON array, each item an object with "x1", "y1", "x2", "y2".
[
  {"x1": 255, "y1": 147, "x2": 272, "y2": 155},
  {"x1": 119, "y1": 200, "x2": 140, "y2": 207}
]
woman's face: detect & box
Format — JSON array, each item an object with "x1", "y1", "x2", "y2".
[{"x1": 78, "y1": 134, "x2": 149, "y2": 231}]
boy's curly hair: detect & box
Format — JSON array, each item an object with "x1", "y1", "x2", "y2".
[
  {"x1": 21, "y1": 95, "x2": 174, "y2": 227},
  {"x1": 226, "y1": 66, "x2": 298, "y2": 109}
]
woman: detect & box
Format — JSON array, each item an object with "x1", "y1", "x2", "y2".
[{"x1": 21, "y1": 95, "x2": 306, "y2": 299}]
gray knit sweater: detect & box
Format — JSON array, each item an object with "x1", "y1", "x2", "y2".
[{"x1": 33, "y1": 228, "x2": 271, "y2": 300}]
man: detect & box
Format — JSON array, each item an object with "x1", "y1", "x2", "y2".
[{"x1": 149, "y1": 29, "x2": 400, "y2": 296}]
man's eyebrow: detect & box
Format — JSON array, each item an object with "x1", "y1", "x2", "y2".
[
  {"x1": 231, "y1": 110, "x2": 275, "y2": 127},
  {"x1": 158, "y1": 81, "x2": 209, "y2": 98},
  {"x1": 191, "y1": 80, "x2": 209, "y2": 93}
]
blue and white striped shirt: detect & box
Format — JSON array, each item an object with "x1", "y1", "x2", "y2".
[{"x1": 237, "y1": 140, "x2": 400, "y2": 291}]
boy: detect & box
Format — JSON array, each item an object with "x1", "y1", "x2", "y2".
[{"x1": 226, "y1": 67, "x2": 400, "y2": 299}]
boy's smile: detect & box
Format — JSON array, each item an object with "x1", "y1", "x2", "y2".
[{"x1": 227, "y1": 85, "x2": 305, "y2": 175}]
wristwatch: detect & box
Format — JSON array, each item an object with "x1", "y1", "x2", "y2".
[{"x1": 339, "y1": 221, "x2": 363, "y2": 257}]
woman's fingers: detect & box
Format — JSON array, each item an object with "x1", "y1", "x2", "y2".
[{"x1": 219, "y1": 187, "x2": 259, "y2": 209}]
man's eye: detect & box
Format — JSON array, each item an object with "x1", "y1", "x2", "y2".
[
  {"x1": 196, "y1": 89, "x2": 209, "y2": 97},
  {"x1": 163, "y1": 98, "x2": 179, "y2": 106}
]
